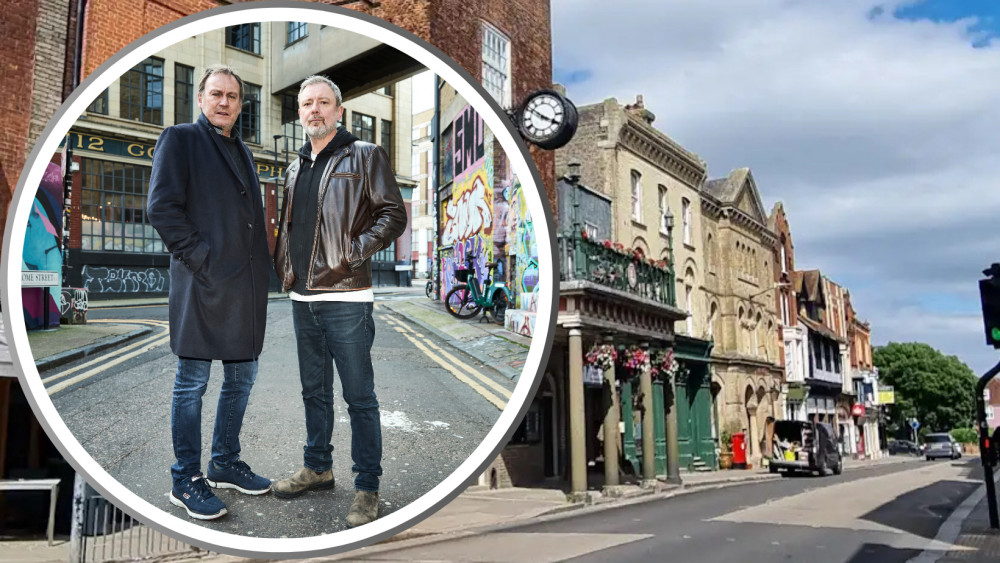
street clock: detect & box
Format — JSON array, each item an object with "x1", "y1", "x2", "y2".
[{"x1": 512, "y1": 89, "x2": 579, "y2": 150}]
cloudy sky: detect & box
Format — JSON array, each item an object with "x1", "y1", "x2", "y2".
[{"x1": 550, "y1": 0, "x2": 1000, "y2": 375}]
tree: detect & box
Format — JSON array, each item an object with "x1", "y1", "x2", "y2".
[{"x1": 873, "y1": 342, "x2": 976, "y2": 436}]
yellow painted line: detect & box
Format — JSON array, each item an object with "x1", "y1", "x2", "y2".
[
  {"x1": 88, "y1": 318, "x2": 170, "y2": 327},
  {"x1": 41, "y1": 325, "x2": 169, "y2": 384},
  {"x1": 384, "y1": 317, "x2": 512, "y2": 399},
  {"x1": 382, "y1": 319, "x2": 508, "y2": 409},
  {"x1": 46, "y1": 334, "x2": 172, "y2": 395}
]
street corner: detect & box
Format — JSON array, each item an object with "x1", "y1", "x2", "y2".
[{"x1": 29, "y1": 322, "x2": 155, "y2": 372}]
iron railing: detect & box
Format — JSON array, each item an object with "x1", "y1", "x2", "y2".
[{"x1": 558, "y1": 233, "x2": 676, "y2": 306}]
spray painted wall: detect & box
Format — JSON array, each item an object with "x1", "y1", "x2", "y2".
[
  {"x1": 440, "y1": 105, "x2": 494, "y2": 297},
  {"x1": 22, "y1": 162, "x2": 64, "y2": 329}
]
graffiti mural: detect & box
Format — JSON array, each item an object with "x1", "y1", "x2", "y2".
[
  {"x1": 60, "y1": 287, "x2": 89, "y2": 324},
  {"x1": 441, "y1": 105, "x2": 495, "y2": 296},
  {"x1": 22, "y1": 162, "x2": 63, "y2": 329},
  {"x1": 506, "y1": 177, "x2": 539, "y2": 310},
  {"x1": 82, "y1": 266, "x2": 169, "y2": 294}
]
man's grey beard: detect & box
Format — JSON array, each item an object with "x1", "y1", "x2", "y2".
[{"x1": 304, "y1": 120, "x2": 336, "y2": 140}]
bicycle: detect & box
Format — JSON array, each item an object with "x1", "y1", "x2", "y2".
[
  {"x1": 425, "y1": 277, "x2": 438, "y2": 300},
  {"x1": 444, "y1": 255, "x2": 512, "y2": 324}
]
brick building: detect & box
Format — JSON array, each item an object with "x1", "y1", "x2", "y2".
[{"x1": 1, "y1": 0, "x2": 558, "y2": 533}]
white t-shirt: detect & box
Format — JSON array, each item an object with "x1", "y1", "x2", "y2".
[{"x1": 290, "y1": 152, "x2": 374, "y2": 303}]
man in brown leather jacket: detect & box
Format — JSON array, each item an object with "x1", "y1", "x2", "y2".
[{"x1": 272, "y1": 75, "x2": 406, "y2": 528}]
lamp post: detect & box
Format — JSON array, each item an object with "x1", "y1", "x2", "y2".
[{"x1": 663, "y1": 209, "x2": 680, "y2": 484}]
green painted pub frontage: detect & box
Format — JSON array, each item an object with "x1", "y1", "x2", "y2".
[{"x1": 674, "y1": 335, "x2": 717, "y2": 471}]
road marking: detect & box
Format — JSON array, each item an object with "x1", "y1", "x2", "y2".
[
  {"x1": 383, "y1": 317, "x2": 511, "y2": 399},
  {"x1": 383, "y1": 318, "x2": 506, "y2": 409},
  {"x1": 88, "y1": 318, "x2": 170, "y2": 326},
  {"x1": 41, "y1": 324, "x2": 169, "y2": 384},
  {"x1": 46, "y1": 333, "x2": 172, "y2": 395}
]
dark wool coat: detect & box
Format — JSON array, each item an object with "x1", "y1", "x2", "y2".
[{"x1": 147, "y1": 113, "x2": 270, "y2": 360}]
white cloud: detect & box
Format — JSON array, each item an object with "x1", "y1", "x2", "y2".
[{"x1": 552, "y1": 0, "x2": 1000, "y2": 372}]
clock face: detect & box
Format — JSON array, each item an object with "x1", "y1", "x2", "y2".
[
  {"x1": 516, "y1": 89, "x2": 579, "y2": 150},
  {"x1": 521, "y1": 94, "x2": 564, "y2": 140}
]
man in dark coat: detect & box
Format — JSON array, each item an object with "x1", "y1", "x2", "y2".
[{"x1": 147, "y1": 64, "x2": 272, "y2": 521}]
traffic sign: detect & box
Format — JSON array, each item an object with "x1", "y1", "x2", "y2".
[{"x1": 911, "y1": 419, "x2": 920, "y2": 430}]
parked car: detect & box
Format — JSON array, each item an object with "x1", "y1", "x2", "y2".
[
  {"x1": 769, "y1": 420, "x2": 843, "y2": 476},
  {"x1": 888, "y1": 439, "x2": 921, "y2": 456},
  {"x1": 924, "y1": 433, "x2": 962, "y2": 461}
]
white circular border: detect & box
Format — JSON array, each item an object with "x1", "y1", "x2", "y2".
[{"x1": 1, "y1": 2, "x2": 557, "y2": 557}]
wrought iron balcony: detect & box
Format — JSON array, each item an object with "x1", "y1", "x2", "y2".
[{"x1": 558, "y1": 233, "x2": 676, "y2": 306}]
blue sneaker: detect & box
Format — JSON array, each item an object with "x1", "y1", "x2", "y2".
[
  {"x1": 170, "y1": 474, "x2": 227, "y2": 520},
  {"x1": 205, "y1": 459, "x2": 272, "y2": 495}
]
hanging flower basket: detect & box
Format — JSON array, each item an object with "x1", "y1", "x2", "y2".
[
  {"x1": 622, "y1": 345, "x2": 649, "y2": 373},
  {"x1": 584, "y1": 344, "x2": 617, "y2": 372},
  {"x1": 650, "y1": 348, "x2": 682, "y2": 383}
]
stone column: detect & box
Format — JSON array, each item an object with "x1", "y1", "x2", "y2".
[
  {"x1": 640, "y1": 344, "x2": 655, "y2": 485},
  {"x1": 603, "y1": 336, "x2": 620, "y2": 487},
  {"x1": 568, "y1": 328, "x2": 587, "y2": 495},
  {"x1": 666, "y1": 361, "x2": 681, "y2": 484}
]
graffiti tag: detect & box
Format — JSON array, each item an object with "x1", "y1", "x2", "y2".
[{"x1": 82, "y1": 266, "x2": 168, "y2": 293}]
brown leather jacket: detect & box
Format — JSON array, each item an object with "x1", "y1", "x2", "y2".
[{"x1": 274, "y1": 141, "x2": 407, "y2": 291}]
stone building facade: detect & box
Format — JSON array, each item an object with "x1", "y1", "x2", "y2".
[{"x1": 702, "y1": 168, "x2": 783, "y2": 466}]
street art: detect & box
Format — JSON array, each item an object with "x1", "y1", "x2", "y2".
[
  {"x1": 22, "y1": 162, "x2": 63, "y2": 329},
  {"x1": 441, "y1": 105, "x2": 495, "y2": 297},
  {"x1": 60, "y1": 287, "x2": 89, "y2": 324},
  {"x1": 82, "y1": 266, "x2": 169, "y2": 294},
  {"x1": 506, "y1": 177, "x2": 538, "y2": 311}
]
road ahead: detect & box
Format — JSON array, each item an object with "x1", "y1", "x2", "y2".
[
  {"x1": 354, "y1": 459, "x2": 984, "y2": 562},
  {"x1": 40, "y1": 295, "x2": 520, "y2": 538}
]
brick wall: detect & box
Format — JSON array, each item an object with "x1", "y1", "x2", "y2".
[
  {"x1": 28, "y1": 0, "x2": 71, "y2": 157},
  {"x1": 0, "y1": 0, "x2": 40, "y2": 193}
]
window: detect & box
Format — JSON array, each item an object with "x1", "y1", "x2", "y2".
[
  {"x1": 87, "y1": 89, "x2": 109, "y2": 115},
  {"x1": 682, "y1": 197, "x2": 692, "y2": 245},
  {"x1": 373, "y1": 241, "x2": 395, "y2": 262},
  {"x1": 780, "y1": 243, "x2": 788, "y2": 273},
  {"x1": 631, "y1": 170, "x2": 641, "y2": 222},
  {"x1": 382, "y1": 84, "x2": 393, "y2": 96},
  {"x1": 287, "y1": 21, "x2": 308, "y2": 45},
  {"x1": 281, "y1": 92, "x2": 304, "y2": 152},
  {"x1": 352, "y1": 112, "x2": 375, "y2": 143},
  {"x1": 120, "y1": 57, "x2": 163, "y2": 125},
  {"x1": 708, "y1": 303, "x2": 717, "y2": 338},
  {"x1": 174, "y1": 64, "x2": 194, "y2": 125},
  {"x1": 80, "y1": 158, "x2": 163, "y2": 253},
  {"x1": 381, "y1": 119, "x2": 392, "y2": 161},
  {"x1": 481, "y1": 22, "x2": 511, "y2": 107},
  {"x1": 237, "y1": 83, "x2": 260, "y2": 144},
  {"x1": 226, "y1": 23, "x2": 261, "y2": 54},
  {"x1": 440, "y1": 124, "x2": 454, "y2": 186},
  {"x1": 685, "y1": 283, "x2": 693, "y2": 335},
  {"x1": 583, "y1": 222, "x2": 598, "y2": 240},
  {"x1": 658, "y1": 185, "x2": 669, "y2": 233}
]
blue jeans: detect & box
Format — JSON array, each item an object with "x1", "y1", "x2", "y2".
[
  {"x1": 170, "y1": 357, "x2": 258, "y2": 483},
  {"x1": 292, "y1": 300, "x2": 381, "y2": 492}
]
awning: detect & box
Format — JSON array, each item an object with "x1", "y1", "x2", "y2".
[{"x1": 673, "y1": 334, "x2": 714, "y2": 362}]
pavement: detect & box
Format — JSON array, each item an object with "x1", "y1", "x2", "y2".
[{"x1": 5, "y1": 290, "x2": 1000, "y2": 561}]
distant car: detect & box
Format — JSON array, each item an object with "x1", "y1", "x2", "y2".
[
  {"x1": 888, "y1": 439, "x2": 921, "y2": 456},
  {"x1": 924, "y1": 433, "x2": 962, "y2": 461}
]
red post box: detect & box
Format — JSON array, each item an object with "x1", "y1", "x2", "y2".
[{"x1": 732, "y1": 432, "x2": 747, "y2": 468}]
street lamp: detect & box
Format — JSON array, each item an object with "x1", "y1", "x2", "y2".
[
  {"x1": 747, "y1": 282, "x2": 790, "y2": 302},
  {"x1": 567, "y1": 160, "x2": 581, "y2": 184}
]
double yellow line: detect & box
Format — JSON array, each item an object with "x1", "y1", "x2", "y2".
[
  {"x1": 382, "y1": 316, "x2": 510, "y2": 410},
  {"x1": 44, "y1": 319, "x2": 171, "y2": 396}
]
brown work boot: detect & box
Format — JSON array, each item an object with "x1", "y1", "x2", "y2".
[
  {"x1": 273, "y1": 467, "x2": 335, "y2": 499},
  {"x1": 345, "y1": 490, "x2": 379, "y2": 527}
]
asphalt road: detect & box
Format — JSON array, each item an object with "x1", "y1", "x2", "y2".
[
  {"x1": 357, "y1": 459, "x2": 983, "y2": 562},
  {"x1": 43, "y1": 296, "x2": 517, "y2": 538}
]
